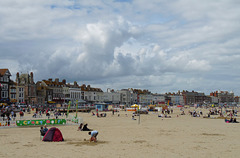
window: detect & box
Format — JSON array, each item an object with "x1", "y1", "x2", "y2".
[
  {"x1": 1, "y1": 91, "x2": 8, "y2": 98},
  {"x1": 4, "y1": 76, "x2": 8, "y2": 82},
  {"x1": 11, "y1": 94, "x2": 16, "y2": 99}
]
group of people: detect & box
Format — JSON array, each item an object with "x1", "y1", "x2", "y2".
[
  {"x1": 77, "y1": 123, "x2": 98, "y2": 142},
  {"x1": 40, "y1": 125, "x2": 49, "y2": 137}
]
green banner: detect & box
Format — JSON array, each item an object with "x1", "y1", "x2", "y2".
[
  {"x1": 16, "y1": 119, "x2": 66, "y2": 126},
  {"x1": 67, "y1": 101, "x2": 71, "y2": 118}
]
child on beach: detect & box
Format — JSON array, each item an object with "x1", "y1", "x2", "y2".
[{"x1": 89, "y1": 130, "x2": 98, "y2": 142}]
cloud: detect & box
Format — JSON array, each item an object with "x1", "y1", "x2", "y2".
[{"x1": 0, "y1": 0, "x2": 240, "y2": 95}]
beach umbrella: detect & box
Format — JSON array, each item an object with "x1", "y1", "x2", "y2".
[
  {"x1": 131, "y1": 104, "x2": 140, "y2": 110},
  {"x1": 131, "y1": 104, "x2": 139, "y2": 108}
]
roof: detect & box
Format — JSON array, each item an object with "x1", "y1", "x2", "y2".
[
  {"x1": 42, "y1": 80, "x2": 65, "y2": 86},
  {"x1": 0, "y1": 69, "x2": 9, "y2": 76}
]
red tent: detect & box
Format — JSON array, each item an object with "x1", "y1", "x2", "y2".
[
  {"x1": 42, "y1": 127, "x2": 64, "y2": 142},
  {"x1": 177, "y1": 105, "x2": 183, "y2": 107}
]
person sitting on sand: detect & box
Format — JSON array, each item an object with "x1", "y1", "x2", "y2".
[
  {"x1": 164, "y1": 114, "x2": 171, "y2": 118},
  {"x1": 43, "y1": 125, "x2": 48, "y2": 134},
  {"x1": 158, "y1": 113, "x2": 164, "y2": 117},
  {"x1": 78, "y1": 123, "x2": 83, "y2": 131},
  {"x1": 82, "y1": 123, "x2": 92, "y2": 131},
  {"x1": 132, "y1": 114, "x2": 136, "y2": 120},
  {"x1": 40, "y1": 126, "x2": 45, "y2": 136},
  {"x1": 89, "y1": 130, "x2": 98, "y2": 142},
  {"x1": 181, "y1": 111, "x2": 185, "y2": 115}
]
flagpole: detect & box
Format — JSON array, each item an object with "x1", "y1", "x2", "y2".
[{"x1": 76, "y1": 100, "x2": 78, "y2": 118}]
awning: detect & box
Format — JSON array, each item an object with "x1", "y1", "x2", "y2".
[{"x1": 48, "y1": 101, "x2": 56, "y2": 103}]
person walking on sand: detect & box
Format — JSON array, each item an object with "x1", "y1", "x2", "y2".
[{"x1": 89, "y1": 130, "x2": 98, "y2": 142}]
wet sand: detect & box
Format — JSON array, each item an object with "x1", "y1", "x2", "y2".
[{"x1": 0, "y1": 108, "x2": 240, "y2": 158}]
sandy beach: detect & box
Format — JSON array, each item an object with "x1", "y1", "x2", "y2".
[{"x1": 1, "y1": 108, "x2": 240, "y2": 158}]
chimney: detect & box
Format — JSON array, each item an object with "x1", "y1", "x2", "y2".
[
  {"x1": 49, "y1": 78, "x2": 52, "y2": 82},
  {"x1": 30, "y1": 72, "x2": 33, "y2": 84},
  {"x1": 62, "y1": 79, "x2": 66, "y2": 84},
  {"x1": 16, "y1": 72, "x2": 20, "y2": 84},
  {"x1": 74, "y1": 81, "x2": 78, "y2": 86},
  {"x1": 55, "y1": 78, "x2": 59, "y2": 83},
  {"x1": 87, "y1": 85, "x2": 90, "y2": 90}
]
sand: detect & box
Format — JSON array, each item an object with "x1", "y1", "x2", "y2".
[{"x1": 1, "y1": 108, "x2": 240, "y2": 158}]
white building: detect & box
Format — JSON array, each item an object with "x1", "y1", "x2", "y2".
[
  {"x1": 117, "y1": 88, "x2": 138, "y2": 106},
  {"x1": 170, "y1": 95, "x2": 184, "y2": 105},
  {"x1": 138, "y1": 94, "x2": 153, "y2": 105},
  {"x1": 152, "y1": 94, "x2": 166, "y2": 104},
  {"x1": 102, "y1": 89, "x2": 120, "y2": 104}
]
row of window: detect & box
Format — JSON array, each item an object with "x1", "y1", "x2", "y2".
[
  {"x1": 53, "y1": 88, "x2": 63, "y2": 93},
  {"x1": 0, "y1": 77, "x2": 9, "y2": 82},
  {"x1": 0, "y1": 84, "x2": 8, "y2": 90}
]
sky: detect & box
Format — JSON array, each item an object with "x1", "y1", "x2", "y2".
[{"x1": 0, "y1": 0, "x2": 240, "y2": 95}]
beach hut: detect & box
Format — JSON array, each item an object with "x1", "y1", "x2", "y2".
[
  {"x1": 95, "y1": 103, "x2": 108, "y2": 111},
  {"x1": 42, "y1": 127, "x2": 64, "y2": 142}
]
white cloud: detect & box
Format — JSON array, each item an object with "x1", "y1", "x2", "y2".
[{"x1": 0, "y1": 0, "x2": 240, "y2": 95}]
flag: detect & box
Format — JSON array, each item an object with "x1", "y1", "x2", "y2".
[{"x1": 66, "y1": 101, "x2": 71, "y2": 118}]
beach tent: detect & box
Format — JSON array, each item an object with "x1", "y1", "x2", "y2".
[{"x1": 42, "y1": 127, "x2": 64, "y2": 142}]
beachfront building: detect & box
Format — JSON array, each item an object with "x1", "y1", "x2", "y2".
[
  {"x1": 118, "y1": 89, "x2": 131, "y2": 105},
  {"x1": 36, "y1": 78, "x2": 65, "y2": 104},
  {"x1": 169, "y1": 94, "x2": 184, "y2": 105},
  {"x1": 16, "y1": 72, "x2": 37, "y2": 105},
  {"x1": 65, "y1": 81, "x2": 81, "y2": 104},
  {"x1": 181, "y1": 90, "x2": 208, "y2": 105},
  {"x1": 151, "y1": 94, "x2": 166, "y2": 105},
  {"x1": 102, "y1": 88, "x2": 121, "y2": 104},
  {"x1": 210, "y1": 90, "x2": 234, "y2": 104},
  {"x1": 62, "y1": 86, "x2": 70, "y2": 104},
  {"x1": 95, "y1": 91, "x2": 104, "y2": 103},
  {"x1": 210, "y1": 96, "x2": 219, "y2": 104},
  {"x1": 9, "y1": 80, "x2": 17, "y2": 103},
  {"x1": 138, "y1": 93, "x2": 153, "y2": 106},
  {"x1": 234, "y1": 96, "x2": 240, "y2": 104},
  {"x1": 118, "y1": 88, "x2": 138, "y2": 106},
  {"x1": 0, "y1": 69, "x2": 11, "y2": 104},
  {"x1": 36, "y1": 81, "x2": 52, "y2": 105},
  {"x1": 79, "y1": 84, "x2": 103, "y2": 104}
]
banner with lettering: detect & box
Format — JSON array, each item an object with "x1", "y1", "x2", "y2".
[{"x1": 16, "y1": 119, "x2": 66, "y2": 126}]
